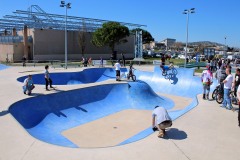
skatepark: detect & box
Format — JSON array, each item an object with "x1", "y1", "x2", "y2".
[{"x1": 0, "y1": 64, "x2": 239, "y2": 160}]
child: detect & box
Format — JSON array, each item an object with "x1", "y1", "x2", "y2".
[
  {"x1": 114, "y1": 60, "x2": 121, "y2": 81},
  {"x1": 44, "y1": 65, "x2": 54, "y2": 91},
  {"x1": 128, "y1": 63, "x2": 134, "y2": 76}
]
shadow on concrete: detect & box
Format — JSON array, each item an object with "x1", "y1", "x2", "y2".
[
  {"x1": 233, "y1": 107, "x2": 239, "y2": 112},
  {"x1": 164, "y1": 128, "x2": 187, "y2": 140},
  {"x1": 53, "y1": 111, "x2": 67, "y2": 117},
  {"x1": 29, "y1": 93, "x2": 45, "y2": 97},
  {"x1": 75, "y1": 106, "x2": 88, "y2": 112},
  {"x1": 51, "y1": 88, "x2": 64, "y2": 93},
  {"x1": 0, "y1": 110, "x2": 9, "y2": 116}
]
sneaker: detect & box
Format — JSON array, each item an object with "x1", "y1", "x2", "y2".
[
  {"x1": 158, "y1": 131, "x2": 164, "y2": 138},
  {"x1": 50, "y1": 86, "x2": 54, "y2": 88},
  {"x1": 220, "y1": 105, "x2": 226, "y2": 108},
  {"x1": 46, "y1": 89, "x2": 50, "y2": 91},
  {"x1": 23, "y1": 91, "x2": 26, "y2": 94},
  {"x1": 226, "y1": 106, "x2": 233, "y2": 110}
]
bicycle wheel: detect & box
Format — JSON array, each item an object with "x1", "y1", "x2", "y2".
[
  {"x1": 165, "y1": 74, "x2": 172, "y2": 80},
  {"x1": 230, "y1": 92, "x2": 238, "y2": 105},
  {"x1": 216, "y1": 93, "x2": 223, "y2": 104},
  {"x1": 132, "y1": 75, "x2": 136, "y2": 81},
  {"x1": 212, "y1": 89, "x2": 217, "y2": 100},
  {"x1": 171, "y1": 68, "x2": 178, "y2": 75}
]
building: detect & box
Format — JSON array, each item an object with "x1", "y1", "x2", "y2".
[
  {"x1": 0, "y1": 5, "x2": 146, "y2": 62},
  {"x1": 160, "y1": 38, "x2": 176, "y2": 50}
]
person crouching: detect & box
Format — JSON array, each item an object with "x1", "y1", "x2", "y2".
[{"x1": 23, "y1": 75, "x2": 35, "y2": 95}]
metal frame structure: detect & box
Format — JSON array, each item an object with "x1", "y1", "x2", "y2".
[
  {"x1": 0, "y1": 5, "x2": 146, "y2": 33},
  {"x1": 135, "y1": 30, "x2": 143, "y2": 59}
]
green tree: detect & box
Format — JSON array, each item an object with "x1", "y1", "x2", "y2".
[
  {"x1": 78, "y1": 21, "x2": 87, "y2": 56},
  {"x1": 92, "y1": 22, "x2": 130, "y2": 53},
  {"x1": 131, "y1": 28, "x2": 154, "y2": 44}
]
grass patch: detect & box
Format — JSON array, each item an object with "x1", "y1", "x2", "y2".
[{"x1": 195, "y1": 68, "x2": 204, "y2": 73}]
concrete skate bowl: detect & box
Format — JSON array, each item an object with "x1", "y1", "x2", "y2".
[
  {"x1": 0, "y1": 64, "x2": 9, "y2": 71},
  {"x1": 9, "y1": 82, "x2": 176, "y2": 148},
  {"x1": 17, "y1": 68, "x2": 127, "y2": 85},
  {"x1": 11, "y1": 67, "x2": 215, "y2": 148}
]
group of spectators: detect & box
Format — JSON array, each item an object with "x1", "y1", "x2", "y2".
[
  {"x1": 201, "y1": 60, "x2": 240, "y2": 127},
  {"x1": 81, "y1": 57, "x2": 92, "y2": 67}
]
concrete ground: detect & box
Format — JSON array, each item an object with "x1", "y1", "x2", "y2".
[{"x1": 0, "y1": 65, "x2": 239, "y2": 160}]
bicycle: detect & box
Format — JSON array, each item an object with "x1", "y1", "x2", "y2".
[
  {"x1": 127, "y1": 67, "x2": 136, "y2": 81},
  {"x1": 215, "y1": 88, "x2": 238, "y2": 105},
  {"x1": 212, "y1": 84, "x2": 221, "y2": 100},
  {"x1": 161, "y1": 62, "x2": 178, "y2": 76}
]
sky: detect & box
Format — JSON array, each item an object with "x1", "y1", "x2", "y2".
[{"x1": 0, "y1": 0, "x2": 240, "y2": 48}]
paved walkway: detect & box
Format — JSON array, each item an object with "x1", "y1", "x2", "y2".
[{"x1": 0, "y1": 65, "x2": 239, "y2": 160}]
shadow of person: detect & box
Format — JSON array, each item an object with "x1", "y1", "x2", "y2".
[
  {"x1": 29, "y1": 93, "x2": 45, "y2": 97},
  {"x1": 165, "y1": 73, "x2": 178, "y2": 85},
  {"x1": 0, "y1": 110, "x2": 9, "y2": 116},
  {"x1": 53, "y1": 111, "x2": 67, "y2": 117},
  {"x1": 163, "y1": 128, "x2": 187, "y2": 140},
  {"x1": 75, "y1": 106, "x2": 88, "y2": 112},
  {"x1": 51, "y1": 88, "x2": 64, "y2": 93}
]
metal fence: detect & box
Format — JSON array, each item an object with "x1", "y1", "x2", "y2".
[{"x1": 0, "y1": 36, "x2": 32, "y2": 44}]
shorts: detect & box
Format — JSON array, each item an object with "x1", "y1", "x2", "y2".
[
  {"x1": 158, "y1": 120, "x2": 172, "y2": 129},
  {"x1": 116, "y1": 70, "x2": 120, "y2": 76}
]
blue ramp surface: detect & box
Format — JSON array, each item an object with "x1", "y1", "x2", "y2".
[
  {"x1": 11, "y1": 67, "x2": 217, "y2": 148},
  {"x1": 0, "y1": 64, "x2": 9, "y2": 71},
  {"x1": 17, "y1": 67, "x2": 128, "y2": 85},
  {"x1": 9, "y1": 82, "x2": 174, "y2": 148}
]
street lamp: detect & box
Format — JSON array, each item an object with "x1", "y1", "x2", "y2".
[
  {"x1": 60, "y1": 1, "x2": 71, "y2": 69},
  {"x1": 183, "y1": 8, "x2": 195, "y2": 68},
  {"x1": 224, "y1": 36, "x2": 227, "y2": 51}
]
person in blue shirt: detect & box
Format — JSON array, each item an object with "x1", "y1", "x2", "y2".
[{"x1": 23, "y1": 75, "x2": 35, "y2": 95}]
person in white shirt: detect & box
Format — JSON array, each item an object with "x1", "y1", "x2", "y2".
[
  {"x1": 114, "y1": 60, "x2": 121, "y2": 81},
  {"x1": 23, "y1": 75, "x2": 35, "y2": 95},
  {"x1": 201, "y1": 65, "x2": 213, "y2": 99},
  {"x1": 221, "y1": 67, "x2": 233, "y2": 110},
  {"x1": 236, "y1": 86, "x2": 240, "y2": 127},
  {"x1": 152, "y1": 106, "x2": 172, "y2": 138},
  {"x1": 44, "y1": 65, "x2": 54, "y2": 91}
]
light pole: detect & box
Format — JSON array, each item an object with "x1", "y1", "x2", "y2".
[
  {"x1": 183, "y1": 8, "x2": 195, "y2": 68},
  {"x1": 60, "y1": 1, "x2": 71, "y2": 69},
  {"x1": 224, "y1": 36, "x2": 227, "y2": 51}
]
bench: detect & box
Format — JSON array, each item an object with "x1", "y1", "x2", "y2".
[
  {"x1": 52, "y1": 63, "x2": 81, "y2": 69},
  {"x1": 93, "y1": 60, "x2": 107, "y2": 67}
]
